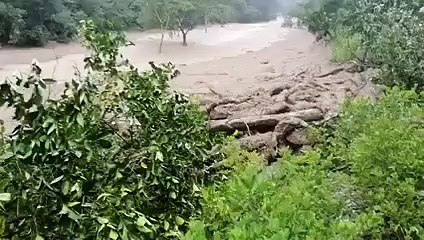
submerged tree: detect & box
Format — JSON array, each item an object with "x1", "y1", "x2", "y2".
[
  {"x1": 171, "y1": 0, "x2": 202, "y2": 46},
  {"x1": 146, "y1": 0, "x2": 176, "y2": 53}
]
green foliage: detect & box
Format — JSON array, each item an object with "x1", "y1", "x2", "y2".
[
  {"x1": 184, "y1": 150, "x2": 382, "y2": 239},
  {"x1": 0, "y1": 2, "x2": 25, "y2": 45},
  {"x1": 0, "y1": 20, "x2": 227, "y2": 239},
  {"x1": 185, "y1": 88, "x2": 424, "y2": 239},
  {"x1": 300, "y1": 0, "x2": 424, "y2": 90},
  {"x1": 322, "y1": 88, "x2": 424, "y2": 238},
  {"x1": 330, "y1": 28, "x2": 362, "y2": 63},
  {"x1": 0, "y1": 0, "x2": 145, "y2": 46}
]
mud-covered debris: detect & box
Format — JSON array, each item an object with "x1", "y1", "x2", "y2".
[
  {"x1": 273, "y1": 117, "x2": 308, "y2": 144},
  {"x1": 315, "y1": 67, "x2": 344, "y2": 78},
  {"x1": 286, "y1": 128, "x2": 315, "y2": 146},
  {"x1": 239, "y1": 132, "x2": 277, "y2": 152},
  {"x1": 209, "y1": 109, "x2": 323, "y2": 132}
]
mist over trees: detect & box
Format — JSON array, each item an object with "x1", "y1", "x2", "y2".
[{"x1": 0, "y1": 0, "x2": 283, "y2": 47}]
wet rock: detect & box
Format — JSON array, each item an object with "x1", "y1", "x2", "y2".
[
  {"x1": 273, "y1": 117, "x2": 308, "y2": 144},
  {"x1": 286, "y1": 128, "x2": 315, "y2": 146},
  {"x1": 239, "y1": 132, "x2": 277, "y2": 152}
]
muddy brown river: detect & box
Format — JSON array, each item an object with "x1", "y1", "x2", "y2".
[{"x1": 3, "y1": 18, "x2": 366, "y2": 135}]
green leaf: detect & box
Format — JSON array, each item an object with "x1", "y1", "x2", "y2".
[
  {"x1": 62, "y1": 181, "x2": 70, "y2": 195},
  {"x1": 97, "y1": 193, "x2": 112, "y2": 200},
  {"x1": 23, "y1": 90, "x2": 33, "y2": 103},
  {"x1": 76, "y1": 113, "x2": 85, "y2": 127},
  {"x1": 0, "y1": 151, "x2": 13, "y2": 160},
  {"x1": 97, "y1": 217, "x2": 109, "y2": 224},
  {"x1": 193, "y1": 183, "x2": 200, "y2": 192},
  {"x1": 0, "y1": 193, "x2": 10, "y2": 202},
  {"x1": 169, "y1": 191, "x2": 177, "y2": 199},
  {"x1": 139, "y1": 226, "x2": 152, "y2": 233},
  {"x1": 50, "y1": 175, "x2": 64, "y2": 185},
  {"x1": 155, "y1": 151, "x2": 163, "y2": 161},
  {"x1": 175, "y1": 216, "x2": 185, "y2": 226},
  {"x1": 58, "y1": 204, "x2": 80, "y2": 221},
  {"x1": 35, "y1": 235, "x2": 44, "y2": 240},
  {"x1": 68, "y1": 202, "x2": 81, "y2": 207},
  {"x1": 75, "y1": 150, "x2": 82, "y2": 158},
  {"x1": 164, "y1": 220, "x2": 170, "y2": 231},
  {"x1": 115, "y1": 171, "x2": 123, "y2": 180},
  {"x1": 24, "y1": 171, "x2": 31, "y2": 180},
  {"x1": 109, "y1": 230, "x2": 119, "y2": 240},
  {"x1": 136, "y1": 216, "x2": 146, "y2": 227},
  {"x1": 59, "y1": 204, "x2": 70, "y2": 215},
  {"x1": 47, "y1": 124, "x2": 57, "y2": 135}
]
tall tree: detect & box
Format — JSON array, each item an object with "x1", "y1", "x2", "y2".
[
  {"x1": 171, "y1": 0, "x2": 202, "y2": 46},
  {"x1": 146, "y1": 0, "x2": 176, "y2": 53}
]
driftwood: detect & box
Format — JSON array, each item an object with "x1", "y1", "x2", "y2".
[
  {"x1": 206, "y1": 97, "x2": 252, "y2": 114},
  {"x1": 315, "y1": 67, "x2": 344, "y2": 78},
  {"x1": 209, "y1": 108, "x2": 323, "y2": 132},
  {"x1": 239, "y1": 132, "x2": 277, "y2": 151},
  {"x1": 270, "y1": 83, "x2": 292, "y2": 96},
  {"x1": 262, "y1": 102, "x2": 291, "y2": 115}
]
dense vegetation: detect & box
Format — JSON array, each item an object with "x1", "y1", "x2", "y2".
[
  {"x1": 0, "y1": 0, "x2": 281, "y2": 47},
  {"x1": 299, "y1": 0, "x2": 424, "y2": 90},
  {"x1": 0, "y1": 20, "x2": 235, "y2": 239}
]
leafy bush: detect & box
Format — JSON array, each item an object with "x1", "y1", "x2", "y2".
[
  {"x1": 185, "y1": 88, "x2": 424, "y2": 239},
  {"x1": 323, "y1": 88, "x2": 424, "y2": 238},
  {"x1": 300, "y1": 0, "x2": 424, "y2": 90},
  {"x1": 0, "y1": 0, "x2": 146, "y2": 46},
  {"x1": 0, "y1": 20, "x2": 226, "y2": 239},
  {"x1": 330, "y1": 28, "x2": 362, "y2": 63},
  {"x1": 184, "y1": 150, "x2": 382, "y2": 240}
]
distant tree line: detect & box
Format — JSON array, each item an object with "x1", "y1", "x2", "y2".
[{"x1": 0, "y1": 0, "x2": 281, "y2": 47}]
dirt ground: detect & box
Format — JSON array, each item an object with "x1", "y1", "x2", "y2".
[{"x1": 0, "y1": 19, "x2": 377, "y2": 142}]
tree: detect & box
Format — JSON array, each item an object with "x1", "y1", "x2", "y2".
[
  {"x1": 146, "y1": 0, "x2": 175, "y2": 53},
  {"x1": 172, "y1": 0, "x2": 202, "y2": 46},
  {"x1": 0, "y1": 0, "x2": 145, "y2": 46},
  {"x1": 0, "y1": 2, "x2": 25, "y2": 45},
  {"x1": 200, "y1": 0, "x2": 235, "y2": 31}
]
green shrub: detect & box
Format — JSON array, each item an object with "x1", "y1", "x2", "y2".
[
  {"x1": 330, "y1": 28, "x2": 362, "y2": 63},
  {"x1": 324, "y1": 88, "x2": 424, "y2": 238},
  {"x1": 301, "y1": 0, "x2": 424, "y2": 90},
  {"x1": 0, "y1": 20, "x2": 226, "y2": 239},
  {"x1": 184, "y1": 150, "x2": 383, "y2": 240}
]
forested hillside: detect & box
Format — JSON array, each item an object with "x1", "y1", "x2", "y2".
[{"x1": 0, "y1": 0, "x2": 281, "y2": 46}]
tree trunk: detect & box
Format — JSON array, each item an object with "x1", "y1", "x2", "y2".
[
  {"x1": 159, "y1": 28, "x2": 165, "y2": 53},
  {"x1": 182, "y1": 31, "x2": 188, "y2": 46},
  {"x1": 204, "y1": 14, "x2": 208, "y2": 33}
]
